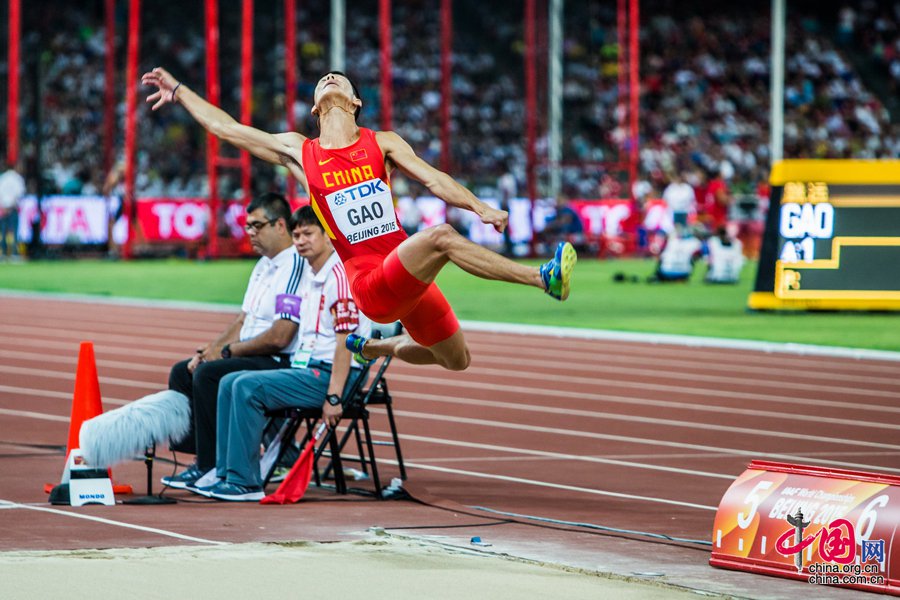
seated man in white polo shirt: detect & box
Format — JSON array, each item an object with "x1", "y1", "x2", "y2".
[
  {"x1": 197, "y1": 205, "x2": 371, "y2": 501},
  {"x1": 163, "y1": 193, "x2": 308, "y2": 488}
]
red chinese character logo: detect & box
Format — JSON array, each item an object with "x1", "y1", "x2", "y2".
[{"x1": 776, "y1": 517, "x2": 857, "y2": 568}]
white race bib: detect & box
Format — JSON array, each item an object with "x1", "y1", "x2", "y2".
[{"x1": 325, "y1": 178, "x2": 399, "y2": 244}]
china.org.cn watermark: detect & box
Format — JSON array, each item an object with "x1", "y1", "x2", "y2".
[{"x1": 775, "y1": 508, "x2": 886, "y2": 586}]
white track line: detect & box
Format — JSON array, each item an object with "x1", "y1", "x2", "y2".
[
  {"x1": 459, "y1": 364, "x2": 900, "y2": 400},
  {"x1": 464, "y1": 339, "x2": 900, "y2": 378},
  {"x1": 0, "y1": 365, "x2": 157, "y2": 391},
  {"x1": 1, "y1": 337, "x2": 190, "y2": 360},
  {"x1": 388, "y1": 373, "x2": 900, "y2": 415},
  {"x1": 0, "y1": 499, "x2": 228, "y2": 545},
  {"x1": 379, "y1": 412, "x2": 900, "y2": 473},
  {"x1": 378, "y1": 460, "x2": 718, "y2": 511},
  {"x1": 0, "y1": 408, "x2": 69, "y2": 422},
  {"x1": 0, "y1": 349, "x2": 172, "y2": 374},
  {"x1": 0, "y1": 324, "x2": 194, "y2": 351},
  {"x1": 392, "y1": 390, "x2": 900, "y2": 431},
  {"x1": 0, "y1": 311, "x2": 221, "y2": 338},
  {"x1": 466, "y1": 338, "x2": 900, "y2": 375},
  {"x1": 0, "y1": 385, "x2": 130, "y2": 406},
  {"x1": 468, "y1": 351, "x2": 900, "y2": 391},
  {"x1": 369, "y1": 430, "x2": 734, "y2": 479},
  {"x1": 458, "y1": 320, "x2": 900, "y2": 362}
]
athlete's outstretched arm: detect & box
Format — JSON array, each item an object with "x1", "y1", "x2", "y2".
[
  {"x1": 376, "y1": 131, "x2": 507, "y2": 233},
  {"x1": 142, "y1": 67, "x2": 307, "y2": 185}
]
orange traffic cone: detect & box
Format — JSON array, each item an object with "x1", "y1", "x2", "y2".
[{"x1": 45, "y1": 342, "x2": 132, "y2": 496}]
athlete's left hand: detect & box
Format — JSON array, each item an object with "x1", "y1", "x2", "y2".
[
  {"x1": 481, "y1": 206, "x2": 508, "y2": 233},
  {"x1": 142, "y1": 67, "x2": 180, "y2": 111}
]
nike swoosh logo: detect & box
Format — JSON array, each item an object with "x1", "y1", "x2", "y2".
[{"x1": 318, "y1": 157, "x2": 335, "y2": 166}]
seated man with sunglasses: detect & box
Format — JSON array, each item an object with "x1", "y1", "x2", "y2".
[{"x1": 163, "y1": 192, "x2": 309, "y2": 489}]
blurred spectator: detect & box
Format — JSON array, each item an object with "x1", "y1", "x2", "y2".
[
  {"x1": 539, "y1": 196, "x2": 585, "y2": 253},
  {"x1": 497, "y1": 161, "x2": 517, "y2": 255},
  {"x1": 661, "y1": 170, "x2": 696, "y2": 228},
  {"x1": 698, "y1": 168, "x2": 732, "y2": 236},
  {"x1": 102, "y1": 159, "x2": 126, "y2": 257},
  {"x1": 705, "y1": 226, "x2": 744, "y2": 284},
  {"x1": 0, "y1": 161, "x2": 26, "y2": 260},
  {"x1": 648, "y1": 224, "x2": 703, "y2": 283}
]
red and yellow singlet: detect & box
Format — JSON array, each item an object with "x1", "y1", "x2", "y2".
[
  {"x1": 302, "y1": 128, "x2": 407, "y2": 283},
  {"x1": 301, "y1": 128, "x2": 459, "y2": 345}
]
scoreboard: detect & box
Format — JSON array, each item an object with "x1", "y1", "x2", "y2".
[{"x1": 749, "y1": 160, "x2": 900, "y2": 311}]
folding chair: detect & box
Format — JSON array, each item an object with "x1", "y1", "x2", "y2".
[
  {"x1": 259, "y1": 323, "x2": 406, "y2": 499},
  {"x1": 257, "y1": 366, "x2": 368, "y2": 494},
  {"x1": 321, "y1": 350, "x2": 406, "y2": 498}
]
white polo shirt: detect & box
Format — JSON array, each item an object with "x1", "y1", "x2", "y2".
[
  {"x1": 240, "y1": 245, "x2": 308, "y2": 355},
  {"x1": 0, "y1": 169, "x2": 25, "y2": 211},
  {"x1": 662, "y1": 181, "x2": 696, "y2": 215},
  {"x1": 293, "y1": 251, "x2": 371, "y2": 367}
]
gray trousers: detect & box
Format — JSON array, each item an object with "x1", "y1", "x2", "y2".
[{"x1": 216, "y1": 360, "x2": 365, "y2": 488}]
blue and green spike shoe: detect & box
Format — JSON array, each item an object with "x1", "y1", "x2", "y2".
[
  {"x1": 540, "y1": 242, "x2": 577, "y2": 301},
  {"x1": 345, "y1": 333, "x2": 373, "y2": 365}
]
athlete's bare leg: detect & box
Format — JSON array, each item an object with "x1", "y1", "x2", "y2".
[
  {"x1": 355, "y1": 224, "x2": 573, "y2": 371},
  {"x1": 397, "y1": 224, "x2": 543, "y2": 287},
  {"x1": 360, "y1": 329, "x2": 470, "y2": 371}
]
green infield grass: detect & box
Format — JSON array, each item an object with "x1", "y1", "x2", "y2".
[{"x1": 0, "y1": 257, "x2": 897, "y2": 351}]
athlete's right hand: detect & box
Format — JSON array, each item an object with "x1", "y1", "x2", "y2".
[
  {"x1": 480, "y1": 206, "x2": 508, "y2": 233},
  {"x1": 141, "y1": 67, "x2": 180, "y2": 111}
]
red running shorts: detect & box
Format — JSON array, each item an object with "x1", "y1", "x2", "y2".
[{"x1": 347, "y1": 249, "x2": 460, "y2": 347}]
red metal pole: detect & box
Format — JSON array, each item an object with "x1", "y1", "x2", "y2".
[
  {"x1": 7, "y1": 0, "x2": 21, "y2": 166},
  {"x1": 285, "y1": 0, "x2": 296, "y2": 201},
  {"x1": 103, "y1": 0, "x2": 115, "y2": 174},
  {"x1": 628, "y1": 0, "x2": 639, "y2": 195},
  {"x1": 616, "y1": 0, "x2": 626, "y2": 166},
  {"x1": 525, "y1": 0, "x2": 537, "y2": 206},
  {"x1": 205, "y1": 0, "x2": 220, "y2": 257},
  {"x1": 379, "y1": 0, "x2": 392, "y2": 131},
  {"x1": 123, "y1": 0, "x2": 140, "y2": 258},
  {"x1": 240, "y1": 0, "x2": 253, "y2": 202},
  {"x1": 440, "y1": 0, "x2": 452, "y2": 173}
]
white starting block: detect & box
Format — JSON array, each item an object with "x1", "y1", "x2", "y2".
[{"x1": 63, "y1": 449, "x2": 115, "y2": 507}]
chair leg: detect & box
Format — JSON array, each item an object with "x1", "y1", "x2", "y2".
[
  {"x1": 261, "y1": 417, "x2": 304, "y2": 487},
  {"x1": 327, "y1": 429, "x2": 347, "y2": 494},
  {"x1": 360, "y1": 413, "x2": 384, "y2": 499},
  {"x1": 321, "y1": 420, "x2": 357, "y2": 482},
  {"x1": 353, "y1": 421, "x2": 368, "y2": 475},
  {"x1": 384, "y1": 402, "x2": 407, "y2": 480},
  {"x1": 302, "y1": 417, "x2": 325, "y2": 488}
]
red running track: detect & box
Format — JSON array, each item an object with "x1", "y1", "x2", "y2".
[{"x1": 1, "y1": 294, "x2": 897, "y2": 597}]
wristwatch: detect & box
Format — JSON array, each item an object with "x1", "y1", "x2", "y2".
[
  {"x1": 326, "y1": 394, "x2": 341, "y2": 407},
  {"x1": 220, "y1": 344, "x2": 232, "y2": 359}
]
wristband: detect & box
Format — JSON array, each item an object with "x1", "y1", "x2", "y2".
[{"x1": 171, "y1": 82, "x2": 182, "y2": 103}]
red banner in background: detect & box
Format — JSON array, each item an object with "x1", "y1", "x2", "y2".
[
  {"x1": 16, "y1": 195, "x2": 761, "y2": 258},
  {"x1": 569, "y1": 199, "x2": 633, "y2": 237},
  {"x1": 136, "y1": 198, "x2": 251, "y2": 243},
  {"x1": 137, "y1": 198, "x2": 208, "y2": 241}
]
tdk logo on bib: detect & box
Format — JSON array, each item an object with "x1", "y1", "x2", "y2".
[
  {"x1": 326, "y1": 178, "x2": 398, "y2": 244},
  {"x1": 332, "y1": 180, "x2": 387, "y2": 207}
]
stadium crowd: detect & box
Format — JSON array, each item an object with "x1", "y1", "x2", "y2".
[{"x1": 2, "y1": 0, "x2": 898, "y2": 205}]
